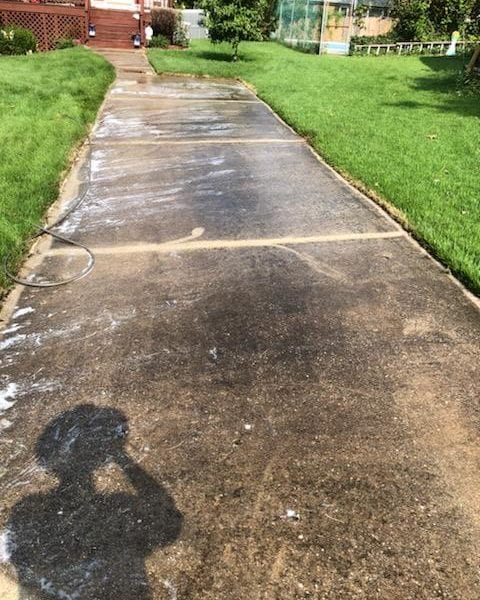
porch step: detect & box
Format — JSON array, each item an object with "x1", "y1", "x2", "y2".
[
  {"x1": 87, "y1": 7, "x2": 143, "y2": 48},
  {"x1": 89, "y1": 39, "x2": 137, "y2": 49}
]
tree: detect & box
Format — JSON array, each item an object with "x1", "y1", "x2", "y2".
[
  {"x1": 429, "y1": 0, "x2": 476, "y2": 35},
  {"x1": 260, "y1": 0, "x2": 277, "y2": 39},
  {"x1": 392, "y1": 0, "x2": 433, "y2": 41},
  {"x1": 353, "y1": 3, "x2": 369, "y2": 32},
  {"x1": 470, "y1": 0, "x2": 480, "y2": 35},
  {"x1": 392, "y1": 0, "x2": 480, "y2": 40},
  {"x1": 200, "y1": 0, "x2": 267, "y2": 60}
]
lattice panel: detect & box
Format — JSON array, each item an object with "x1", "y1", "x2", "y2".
[{"x1": 0, "y1": 10, "x2": 85, "y2": 50}]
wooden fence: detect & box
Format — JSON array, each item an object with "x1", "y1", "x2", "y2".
[{"x1": 0, "y1": 0, "x2": 87, "y2": 50}]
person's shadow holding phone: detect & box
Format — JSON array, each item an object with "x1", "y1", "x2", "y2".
[{"x1": 7, "y1": 404, "x2": 183, "y2": 599}]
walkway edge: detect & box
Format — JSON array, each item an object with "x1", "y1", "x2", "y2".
[{"x1": 244, "y1": 77, "x2": 480, "y2": 311}]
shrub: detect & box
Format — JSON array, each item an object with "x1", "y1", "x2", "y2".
[
  {"x1": 151, "y1": 8, "x2": 177, "y2": 43},
  {"x1": 460, "y1": 56, "x2": 480, "y2": 96},
  {"x1": 349, "y1": 35, "x2": 394, "y2": 53},
  {"x1": 149, "y1": 34, "x2": 169, "y2": 48},
  {"x1": 463, "y1": 73, "x2": 480, "y2": 95},
  {"x1": 0, "y1": 26, "x2": 37, "y2": 55},
  {"x1": 173, "y1": 13, "x2": 190, "y2": 48},
  {"x1": 55, "y1": 38, "x2": 75, "y2": 50},
  {"x1": 351, "y1": 34, "x2": 398, "y2": 46}
]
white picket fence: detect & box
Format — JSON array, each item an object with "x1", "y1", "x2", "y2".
[{"x1": 353, "y1": 40, "x2": 477, "y2": 56}]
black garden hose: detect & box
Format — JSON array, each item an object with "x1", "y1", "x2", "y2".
[{"x1": 3, "y1": 115, "x2": 95, "y2": 288}]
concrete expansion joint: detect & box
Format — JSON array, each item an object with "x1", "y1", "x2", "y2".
[
  {"x1": 110, "y1": 96, "x2": 261, "y2": 104},
  {"x1": 92, "y1": 139, "x2": 306, "y2": 147},
  {"x1": 47, "y1": 230, "x2": 406, "y2": 258}
]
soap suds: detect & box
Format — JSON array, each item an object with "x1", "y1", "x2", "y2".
[
  {"x1": 12, "y1": 307, "x2": 34, "y2": 319},
  {"x1": 0, "y1": 383, "x2": 17, "y2": 413}
]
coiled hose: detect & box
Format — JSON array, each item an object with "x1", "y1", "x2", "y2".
[{"x1": 3, "y1": 115, "x2": 95, "y2": 288}]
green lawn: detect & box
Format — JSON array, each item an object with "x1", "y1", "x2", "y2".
[
  {"x1": 149, "y1": 41, "x2": 480, "y2": 294},
  {"x1": 0, "y1": 47, "x2": 114, "y2": 295}
]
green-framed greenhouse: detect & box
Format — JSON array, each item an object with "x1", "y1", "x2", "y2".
[{"x1": 273, "y1": 0, "x2": 393, "y2": 54}]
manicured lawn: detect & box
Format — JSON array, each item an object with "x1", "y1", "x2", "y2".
[
  {"x1": 0, "y1": 47, "x2": 114, "y2": 295},
  {"x1": 149, "y1": 41, "x2": 480, "y2": 294}
]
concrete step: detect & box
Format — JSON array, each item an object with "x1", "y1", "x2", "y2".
[
  {"x1": 93, "y1": 25, "x2": 137, "y2": 31},
  {"x1": 91, "y1": 31, "x2": 139, "y2": 39},
  {"x1": 88, "y1": 39, "x2": 136, "y2": 49}
]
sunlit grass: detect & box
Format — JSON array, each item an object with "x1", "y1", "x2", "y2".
[
  {"x1": 0, "y1": 47, "x2": 114, "y2": 294},
  {"x1": 149, "y1": 41, "x2": 480, "y2": 294}
]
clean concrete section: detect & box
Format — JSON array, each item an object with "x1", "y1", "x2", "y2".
[{"x1": 0, "y1": 49, "x2": 479, "y2": 599}]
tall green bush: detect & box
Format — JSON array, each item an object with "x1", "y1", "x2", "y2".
[{"x1": 151, "y1": 8, "x2": 177, "y2": 43}]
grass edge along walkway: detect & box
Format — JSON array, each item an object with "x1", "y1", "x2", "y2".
[
  {"x1": 0, "y1": 47, "x2": 114, "y2": 296},
  {"x1": 149, "y1": 41, "x2": 480, "y2": 296}
]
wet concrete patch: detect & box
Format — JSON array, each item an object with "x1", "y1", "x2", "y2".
[
  {"x1": 51, "y1": 141, "x2": 396, "y2": 247},
  {"x1": 95, "y1": 98, "x2": 297, "y2": 142},
  {"x1": 111, "y1": 76, "x2": 256, "y2": 101},
  {"x1": 94, "y1": 49, "x2": 154, "y2": 74}
]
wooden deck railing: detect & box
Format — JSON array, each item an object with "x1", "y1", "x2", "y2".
[
  {"x1": 1, "y1": 0, "x2": 86, "y2": 7},
  {"x1": 0, "y1": 0, "x2": 88, "y2": 49}
]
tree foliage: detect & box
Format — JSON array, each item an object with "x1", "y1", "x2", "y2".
[
  {"x1": 353, "y1": 4, "x2": 369, "y2": 31},
  {"x1": 261, "y1": 0, "x2": 277, "y2": 38},
  {"x1": 200, "y1": 0, "x2": 267, "y2": 60},
  {"x1": 392, "y1": 0, "x2": 480, "y2": 40},
  {"x1": 392, "y1": 0, "x2": 433, "y2": 40}
]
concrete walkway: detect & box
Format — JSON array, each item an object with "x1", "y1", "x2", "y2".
[{"x1": 1, "y1": 49, "x2": 480, "y2": 599}]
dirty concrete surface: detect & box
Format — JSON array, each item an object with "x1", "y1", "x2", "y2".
[{"x1": 1, "y1": 49, "x2": 480, "y2": 599}]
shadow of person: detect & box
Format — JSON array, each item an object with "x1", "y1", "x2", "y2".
[{"x1": 6, "y1": 404, "x2": 182, "y2": 599}]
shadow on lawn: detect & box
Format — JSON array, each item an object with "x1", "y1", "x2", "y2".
[
  {"x1": 385, "y1": 55, "x2": 480, "y2": 118},
  {"x1": 196, "y1": 50, "x2": 254, "y2": 63}
]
